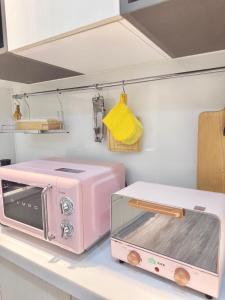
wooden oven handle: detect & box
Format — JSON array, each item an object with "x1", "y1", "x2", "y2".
[{"x1": 128, "y1": 199, "x2": 184, "y2": 218}]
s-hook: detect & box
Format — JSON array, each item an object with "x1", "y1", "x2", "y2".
[
  {"x1": 23, "y1": 94, "x2": 31, "y2": 119},
  {"x1": 56, "y1": 90, "x2": 65, "y2": 129},
  {"x1": 122, "y1": 80, "x2": 126, "y2": 94}
]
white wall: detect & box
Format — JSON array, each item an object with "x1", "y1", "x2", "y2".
[
  {"x1": 0, "y1": 88, "x2": 15, "y2": 163},
  {"x1": 12, "y1": 53, "x2": 225, "y2": 188}
]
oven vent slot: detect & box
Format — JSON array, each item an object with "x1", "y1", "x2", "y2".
[{"x1": 55, "y1": 168, "x2": 85, "y2": 174}]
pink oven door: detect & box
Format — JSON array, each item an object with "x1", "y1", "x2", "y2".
[{"x1": 0, "y1": 177, "x2": 56, "y2": 241}]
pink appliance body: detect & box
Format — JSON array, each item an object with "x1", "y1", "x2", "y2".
[
  {"x1": 0, "y1": 159, "x2": 125, "y2": 254},
  {"x1": 111, "y1": 182, "x2": 225, "y2": 298}
]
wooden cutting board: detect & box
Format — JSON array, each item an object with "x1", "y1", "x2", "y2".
[
  {"x1": 107, "y1": 129, "x2": 141, "y2": 152},
  {"x1": 197, "y1": 109, "x2": 225, "y2": 193},
  {"x1": 106, "y1": 117, "x2": 142, "y2": 153}
]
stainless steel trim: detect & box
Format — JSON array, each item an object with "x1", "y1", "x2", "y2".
[
  {"x1": 60, "y1": 220, "x2": 74, "y2": 239},
  {"x1": 41, "y1": 184, "x2": 52, "y2": 240},
  {"x1": 13, "y1": 66, "x2": 225, "y2": 100},
  {"x1": 60, "y1": 196, "x2": 74, "y2": 215}
]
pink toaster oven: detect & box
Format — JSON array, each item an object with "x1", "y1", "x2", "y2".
[
  {"x1": 111, "y1": 182, "x2": 225, "y2": 299},
  {"x1": 0, "y1": 159, "x2": 125, "y2": 254}
]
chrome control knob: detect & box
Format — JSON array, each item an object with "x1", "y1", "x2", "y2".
[
  {"x1": 61, "y1": 221, "x2": 74, "y2": 239},
  {"x1": 174, "y1": 268, "x2": 190, "y2": 286},
  {"x1": 60, "y1": 197, "x2": 73, "y2": 215},
  {"x1": 127, "y1": 250, "x2": 141, "y2": 266}
]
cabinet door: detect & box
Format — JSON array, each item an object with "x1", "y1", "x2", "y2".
[
  {"x1": 15, "y1": 20, "x2": 168, "y2": 75},
  {"x1": 4, "y1": 0, "x2": 120, "y2": 51},
  {"x1": 0, "y1": 258, "x2": 70, "y2": 300}
]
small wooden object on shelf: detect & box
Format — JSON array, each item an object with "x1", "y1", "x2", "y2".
[
  {"x1": 15, "y1": 119, "x2": 62, "y2": 131},
  {"x1": 13, "y1": 105, "x2": 22, "y2": 120}
]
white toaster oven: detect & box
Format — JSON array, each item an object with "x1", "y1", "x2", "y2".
[{"x1": 111, "y1": 181, "x2": 225, "y2": 298}]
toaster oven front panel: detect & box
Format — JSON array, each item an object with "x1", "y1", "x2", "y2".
[
  {"x1": 111, "y1": 195, "x2": 220, "y2": 274},
  {"x1": 1, "y1": 180, "x2": 43, "y2": 230},
  {"x1": 111, "y1": 239, "x2": 219, "y2": 298}
]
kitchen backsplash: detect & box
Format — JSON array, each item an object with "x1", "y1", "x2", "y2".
[{"x1": 11, "y1": 60, "x2": 225, "y2": 188}]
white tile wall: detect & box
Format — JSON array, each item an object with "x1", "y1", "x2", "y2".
[{"x1": 11, "y1": 56, "x2": 225, "y2": 188}]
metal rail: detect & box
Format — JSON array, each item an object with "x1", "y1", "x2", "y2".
[{"x1": 13, "y1": 66, "x2": 225, "y2": 99}]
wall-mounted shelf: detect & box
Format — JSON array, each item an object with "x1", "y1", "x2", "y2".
[
  {"x1": 0, "y1": 129, "x2": 69, "y2": 134},
  {"x1": 1, "y1": 91, "x2": 68, "y2": 136}
]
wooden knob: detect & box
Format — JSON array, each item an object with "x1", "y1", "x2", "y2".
[
  {"x1": 127, "y1": 251, "x2": 141, "y2": 266},
  {"x1": 174, "y1": 268, "x2": 190, "y2": 286}
]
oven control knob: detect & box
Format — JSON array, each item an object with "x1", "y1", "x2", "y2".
[
  {"x1": 61, "y1": 221, "x2": 74, "y2": 239},
  {"x1": 60, "y1": 197, "x2": 73, "y2": 215},
  {"x1": 174, "y1": 268, "x2": 190, "y2": 286},
  {"x1": 127, "y1": 251, "x2": 141, "y2": 266}
]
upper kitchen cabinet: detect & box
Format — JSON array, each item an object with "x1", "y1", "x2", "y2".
[
  {"x1": 0, "y1": 0, "x2": 83, "y2": 84},
  {"x1": 4, "y1": 0, "x2": 121, "y2": 51},
  {"x1": 14, "y1": 20, "x2": 169, "y2": 75},
  {"x1": 121, "y1": 0, "x2": 225, "y2": 58},
  {"x1": 3, "y1": 0, "x2": 225, "y2": 81},
  {"x1": 5, "y1": 0, "x2": 169, "y2": 76},
  {"x1": 3, "y1": 0, "x2": 170, "y2": 77}
]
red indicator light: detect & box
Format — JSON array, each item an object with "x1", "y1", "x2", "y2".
[{"x1": 155, "y1": 267, "x2": 159, "y2": 272}]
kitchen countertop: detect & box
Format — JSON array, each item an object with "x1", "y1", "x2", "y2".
[{"x1": 0, "y1": 225, "x2": 224, "y2": 300}]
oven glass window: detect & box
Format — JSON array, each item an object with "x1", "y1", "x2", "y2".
[
  {"x1": 111, "y1": 195, "x2": 220, "y2": 273},
  {"x1": 2, "y1": 180, "x2": 43, "y2": 230}
]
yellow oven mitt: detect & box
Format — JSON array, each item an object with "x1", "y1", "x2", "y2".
[{"x1": 103, "y1": 93, "x2": 143, "y2": 145}]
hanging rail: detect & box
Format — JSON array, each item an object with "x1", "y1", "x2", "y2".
[{"x1": 13, "y1": 66, "x2": 225, "y2": 99}]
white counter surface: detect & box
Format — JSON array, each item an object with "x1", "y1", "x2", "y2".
[{"x1": 0, "y1": 225, "x2": 224, "y2": 300}]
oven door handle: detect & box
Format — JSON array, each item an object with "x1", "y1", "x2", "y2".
[
  {"x1": 128, "y1": 199, "x2": 184, "y2": 218},
  {"x1": 41, "y1": 184, "x2": 52, "y2": 240}
]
